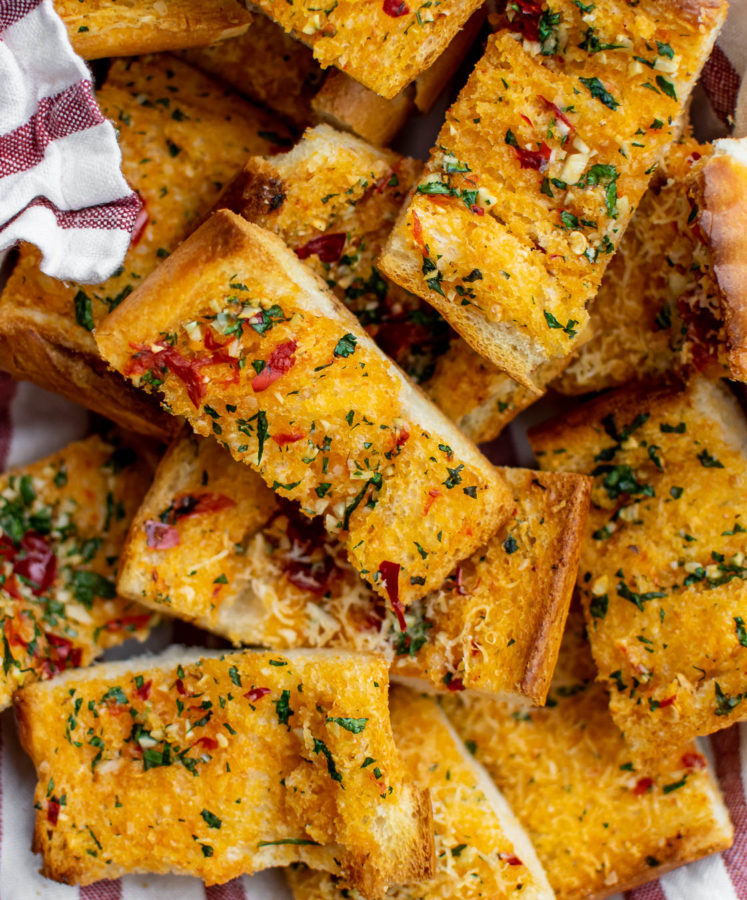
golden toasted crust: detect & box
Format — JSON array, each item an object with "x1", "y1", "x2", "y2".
[
  {"x1": 15, "y1": 648, "x2": 434, "y2": 896},
  {"x1": 0, "y1": 316, "x2": 173, "y2": 440},
  {"x1": 118, "y1": 430, "x2": 586, "y2": 703},
  {"x1": 443, "y1": 608, "x2": 734, "y2": 900},
  {"x1": 0, "y1": 434, "x2": 157, "y2": 711},
  {"x1": 96, "y1": 210, "x2": 511, "y2": 607},
  {"x1": 379, "y1": 0, "x2": 727, "y2": 386},
  {"x1": 58, "y1": 0, "x2": 252, "y2": 59},
  {"x1": 0, "y1": 57, "x2": 288, "y2": 437},
  {"x1": 287, "y1": 687, "x2": 554, "y2": 900},
  {"x1": 700, "y1": 143, "x2": 747, "y2": 378},
  {"x1": 311, "y1": 71, "x2": 413, "y2": 146},
  {"x1": 181, "y1": 15, "x2": 323, "y2": 129},
  {"x1": 552, "y1": 140, "x2": 710, "y2": 395},
  {"x1": 530, "y1": 376, "x2": 747, "y2": 757},
  {"x1": 249, "y1": 0, "x2": 485, "y2": 99}
]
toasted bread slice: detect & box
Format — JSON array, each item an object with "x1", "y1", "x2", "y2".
[
  {"x1": 0, "y1": 434, "x2": 157, "y2": 710},
  {"x1": 57, "y1": 0, "x2": 252, "y2": 59},
  {"x1": 443, "y1": 608, "x2": 734, "y2": 900},
  {"x1": 15, "y1": 647, "x2": 434, "y2": 896},
  {"x1": 96, "y1": 211, "x2": 511, "y2": 608},
  {"x1": 0, "y1": 56, "x2": 291, "y2": 439},
  {"x1": 247, "y1": 0, "x2": 485, "y2": 100},
  {"x1": 556, "y1": 137, "x2": 747, "y2": 394},
  {"x1": 379, "y1": 0, "x2": 727, "y2": 388},
  {"x1": 117, "y1": 432, "x2": 588, "y2": 703},
  {"x1": 530, "y1": 376, "x2": 747, "y2": 757},
  {"x1": 217, "y1": 123, "x2": 544, "y2": 441},
  {"x1": 183, "y1": 10, "x2": 484, "y2": 145},
  {"x1": 287, "y1": 686, "x2": 554, "y2": 900}
]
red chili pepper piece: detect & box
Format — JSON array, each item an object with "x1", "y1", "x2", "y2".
[
  {"x1": 682, "y1": 751, "x2": 706, "y2": 770},
  {"x1": 273, "y1": 432, "x2": 305, "y2": 446},
  {"x1": 251, "y1": 340, "x2": 298, "y2": 392},
  {"x1": 145, "y1": 520, "x2": 180, "y2": 550},
  {"x1": 175, "y1": 678, "x2": 187, "y2": 695},
  {"x1": 245, "y1": 687, "x2": 271, "y2": 703},
  {"x1": 509, "y1": 0, "x2": 543, "y2": 40},
  {"x1": 105, "y1": 613, "x2": 153, "y2": 632},
  {"x1": 135, "y1": 678, "x2": 152, "y2": 701},
  {"x1": 378, "y1": 561, "x2": 406, "y2": 630},
  {"x1": 14, "y1": 532, "x2": 56, "y2": 595},
  {"x1": 193, "y1": 736, "x2": 219, "y2": 750},
  {"x1": 283, "y1": 512, "x2": 336, "y2": 596},
  {"x1": 633, "y1": 777, "x2": 653, "y2": 795},
  {"x1": 47, "y1": 799, "x2": 60, "y2": 825},
  {"x1": 126, "y1": 344, "x2": 209, "y2": 408},
  {"x1": 45, "y1": 632, "x2": 83, "y2": 674},
  {"x1": 383, "y1": 0, "x2": 409, "y2": 16},
  {"x1": 501, "y1": 854, "x2": 523, "y2": 866},
  {"x1": 130, "y1": 197, "x2": 149, "y2": 247},
  {"x1": 658, "y1": 695, "x2": 676, "y2": 708},
  {"x1": 295, "y1": 233, "x2": 347, "y2": 263},
  {"x1": 411, "y1": 210, "x2": 425, "y2": 253},
  {"x1": 170, "y1": 493, "x2": 236, "y2": 521},
  {"x1": 512, "y1": 142, "x2": 551, "y2": 172},
  {"x1": 446, "y1": 676, "x2": 465, "y2": 692},
  {"x1": 538, "y1": 96, "x2": 575, "y2": 133}
]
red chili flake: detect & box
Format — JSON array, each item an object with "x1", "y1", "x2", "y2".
[
  {"x1": 455, "y1": 566, "x2": 470, "y2": 596},
  {"x1": 446, "y1": 676, "x2": 465, "y2": 692},
  {"x1": 13, "y1": 532, "x2": 56, "y2": 595},
  {"x1": 423, "y1": 488, "x2": 441, "y2": 516},
  {"x1": 509, "y1": 0, "x2": 543, "y2": 41},
  {"x1": 658, "y1": 695, "x2": 676, "y2": 708},
  {"x1": 682, "y1": 751, "x2": 706, "y2": 770},
  {"x1": 383, "y1": 0, "x2": 409, "y2": 16},
  {"x1": 170, "y1": 493, "x2": 236, "y2": 521},
  {"x1": 512, "y1": 142, "x2": 551, "y2": 172},
  {"x1": 105, "y1": 613, "x2": 153, "y2": 633},
  {"x1": 193, "y1": 736, "x2": 219, "y2": 750},
  {"x1": 132, "y1": 679, "x2": 151, "y2": 701},
  {"x1": 411, "y1": 210, "x2": 425, "y2": 254},
  {"x1": 130, "y1": 197, "x2": 149, "y2": 247},
  {"x1": 251, "y1": 340, "x2": 298, "y2": 393},
  {"x1": 273, "y1": 431, "x2": 305, "y2": 446},
  {"x1": 175, "y1": 678, "x2": 187, "y2": 695},
  {"x1": 500, "y1": 854, "x2": 523, "y2": 866},
  {"x1": 538, "y1": 96, "x2": 575, "y2": 133},
  {"x1": 471, "y1": 206, "x2": 485, "y2": 216},
  {"x1": 44, "y1": 633, "x2": 83, "y2": 674},
  {"x1": 295, "y1": 233, "x2": 346, "y2": 264},
  {"x1": 283, "y1": 512, "x2": 336, "y2": 596},
  {"x1": 126, "y1": 343, "x2": 209, "y2": 408},
  {"x1": 145, "y1": 520, "x2": 180, "y2": 550},
  {"x1": 520, "y1": 114, "x2": 533, "y2": 127},
  {"x1": 378, "y1": 561, "x2": 406, "y2": 630},
  {"x1": 3, "y1": 575, "x2": 22, "y2": 600},
  {"x1": 633, "y1": 777, "x2": 653, "y2": 796},
  {"x1": 245, "y1": 686, "x2": 271, "y2": 703},
  {"x1": 0, "y1": 535, "x2": 16, "y2": 561},
  {"x1": 396, "y1": 428, "x2": 410, "y2": 447},
  {"x1": 47, "y1": 799, "x2": 60, "y2": 825}
]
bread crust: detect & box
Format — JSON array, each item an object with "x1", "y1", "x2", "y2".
[
  {"x1": 58, "y1": 0, "x2": 252, "y2": 59},
  {"x1": 700, "y1": 147, "x2": 747, "y2": 378},
  {"x1": 0, "y1": 306, "x2": 175, "y2": 440}
]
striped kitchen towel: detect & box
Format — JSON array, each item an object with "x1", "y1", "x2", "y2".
[{"x1": 0, "y1": 0, "x2": 140, "y2": 283}]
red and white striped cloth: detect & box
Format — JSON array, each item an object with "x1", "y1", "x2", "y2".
[{"x1": 0, "y1": 0, "x2": 140, "y2": 283}]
